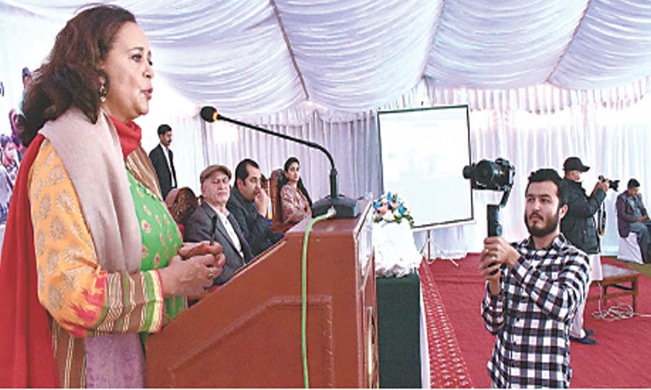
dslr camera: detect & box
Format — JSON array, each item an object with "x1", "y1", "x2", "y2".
[
  {"x1": 463, "y1": 158, "x2": 516, "y2": 240},
  {"x1": 462, "y1": 158, "x2": 515, "y2": 192},
  {"x1": 598, "y1": 175, "x2": 619, "y2": 191}
]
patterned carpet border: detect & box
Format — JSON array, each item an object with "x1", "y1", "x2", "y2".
[{"x1": 418, "y1": 263, "x2": 474, "y2": 388}]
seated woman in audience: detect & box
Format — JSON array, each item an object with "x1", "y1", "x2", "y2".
[
  {"x1": 276, "y1": 157, "x2": 312, "y2": 231},
  {"x1": 165, "y1": 187, "x2": 199, "y2": 236}
]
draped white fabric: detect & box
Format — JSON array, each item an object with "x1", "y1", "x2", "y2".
[
  {"x1": 4, "y1": 0, "x2": 651, "y2": 116},
  {"x1": 1, "y1": 0, "x2": 650, "y2": 256}
]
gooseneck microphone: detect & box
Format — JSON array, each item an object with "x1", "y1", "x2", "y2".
[{"x1": 200, "y1": 106, "x2": 359, "y2": 219}]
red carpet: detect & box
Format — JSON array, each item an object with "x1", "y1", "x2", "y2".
[
  {"x1": 419, "y1": 264, "x2": 473, "y2": 388},
  {"x1": 423, "y1": 254, "x2": 651, "y2": 388}
]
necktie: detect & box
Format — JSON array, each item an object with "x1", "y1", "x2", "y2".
[{"x1": 166, "y1": 148, "x2": 176, "y2": 187}]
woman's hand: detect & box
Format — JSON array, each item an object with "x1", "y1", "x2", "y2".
[
  {"x1": 179, "y1": 241, "x2": 224, "y2": 260},
  {"x1": 158, "y1": 241, "x2": 226, "y2": 297}
]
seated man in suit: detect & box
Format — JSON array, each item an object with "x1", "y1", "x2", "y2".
[
  {"x1": 227, "y1": 159, "x2": 284, "y2": 256},
  {"x1": 616, "y1": 178, "x2": 651, "y2": 263},
  {"x1": 148, "y1": 124, "x2": 177, "y2": 198},
  {"x1": 184, "y1": 164, "x2": 253, "y2": 285}
]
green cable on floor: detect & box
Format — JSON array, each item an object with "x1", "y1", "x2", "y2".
[{"x1": 301, "y1": 208, "x2": 336, "y2": 388}]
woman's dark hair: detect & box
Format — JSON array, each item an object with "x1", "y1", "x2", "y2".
[
  {"x1": 277, "y1": 157, "x2": 313, "y2": 221},
  {"x1": 20, "y1": 4, "x2": 136, "y2": 146}
]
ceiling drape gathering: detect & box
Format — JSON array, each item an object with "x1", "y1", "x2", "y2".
[{"x1": 3, "y1": 0, "x2": 651, "y2": 119}]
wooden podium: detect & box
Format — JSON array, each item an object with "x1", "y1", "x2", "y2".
[{"x1": 146, "y1": 203, "x2": 378, "y2": 388}]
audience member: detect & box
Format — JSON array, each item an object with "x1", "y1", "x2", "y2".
[
  {"x1": 276, "y1": 156, "x2": 312, "y2": 232},
  {"x1": 1, "y1": 135, "x2": 19, "y2": 186},
  {"x1": 227, "y1": 158, "x2": 283, "y2": 256},
  {"x1": 165, "y1": 186, "x2": 198, "y2": 236},
  {"x1": 260, "y1": 172, "x2": 272, "y2": 221},
  {"x1": 560, "y1": 156, "x2": 607, "y2": 345},
  {"x1": 0, "y1": 156, "x2": 12, "y2": 224},
  {"x1": 0, "y1": 5, "x2": 225, "y2": 387},
  {"x1": 8, "y1": 110, "x2": 25, "y2": 161},
  {"x1": 149, "y1": 123, "x2": 177, "y2": 198},
  {"x1": 480, "y1": 168, "x2": 590, "y2": 388},
  {"x1": 616, "y1": 178, "x2": 651, "y2": 263},
  {"x1": 18, "y1": 67, "x2": 33, "y2": 117},
  {"x1": 185, "y1": 164, "x2": 253, "y2": 285},
  {"x1": 21, "y1": 67, "x2": 32, "y2": 92}
]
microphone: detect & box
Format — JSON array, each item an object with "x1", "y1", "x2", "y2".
[{"x1": 200, "y1": 106, "x2": 359, "y2": 219}]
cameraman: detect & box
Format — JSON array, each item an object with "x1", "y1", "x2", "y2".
[
  {"x1": 560, "y1": 156, "x2": 608, "y2": 345},
  {"x1": 480, "y1": 168, "x2": 590, "y2": 387},
  {"x1": 616, "y1": 178, "x2": 651, "y2": 263}
]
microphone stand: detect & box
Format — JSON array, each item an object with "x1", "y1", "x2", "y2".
[{"x1": 213, "y1": 113, "x2": 360, "y2": 219}]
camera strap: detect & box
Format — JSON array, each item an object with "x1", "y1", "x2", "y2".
[{"x1": 596, "y1": 203, "x2": 606, "y2": 236}]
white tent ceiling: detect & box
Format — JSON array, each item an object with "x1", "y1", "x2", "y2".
[{"x1": 2, "y1": 0, "x2": 651, "y2": 120}]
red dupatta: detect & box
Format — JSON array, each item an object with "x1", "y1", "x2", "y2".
[
  {"x1": 108, "y1": 115, "x2": 141, "y2": 159},
  {"x1": 0, "y1": 134, "x2": 59, "y2": 387},
  {"x1": 0, "y1": 115, "x2": 142, "y2": 387}
]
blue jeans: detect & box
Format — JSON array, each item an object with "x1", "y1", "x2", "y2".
[{"x1": 630, "y1": 221, "x2": 651, "y2": 260}]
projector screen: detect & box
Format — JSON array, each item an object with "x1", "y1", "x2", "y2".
[{"x1": 377, "y1": 105, "x2": 473, "y2": 230}]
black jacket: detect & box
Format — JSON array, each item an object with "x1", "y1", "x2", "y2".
[
  {"x1": 148, "y1": 144, "x2": 177, "y2": 199},
  {"x1": 226, "y1": 186, "x2": 283, "y2": 256},
  {"x1": 560, "y1": 179, "x2": 606, "y2": 254},
  {"x1": 184, "y1": 202, "x2": 253, "y2": 285}
]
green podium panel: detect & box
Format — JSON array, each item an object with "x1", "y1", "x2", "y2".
[{"x1": 376, "y1": 273, "x2": 422, "y2": 388}]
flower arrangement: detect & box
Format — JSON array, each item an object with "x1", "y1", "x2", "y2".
[{"x1": 372, "y1": 192, "x2": 414, "y2": 227}]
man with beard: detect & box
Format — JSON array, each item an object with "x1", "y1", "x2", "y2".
[
  {"x1": 480, "y1": 168, "x2": 590, "y2": 388},
  {"x1": 149, "y1": 124, "x2": 177, "y2": 198},
  {"x1": 227, "y1": 159, "x2": 284, "y2": 256}
]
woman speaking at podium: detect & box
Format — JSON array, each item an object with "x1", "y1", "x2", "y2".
[{"x1": 0, "y1": 5, "x2": 224, "y2": 387}]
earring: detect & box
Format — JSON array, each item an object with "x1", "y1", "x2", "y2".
[{"x1": 99, "y1": 81, "x2": 108, "y2": 103}]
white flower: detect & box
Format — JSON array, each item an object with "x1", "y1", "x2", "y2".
[{"x1": 372, "y1": 191, "x2": 414, "y2": 227}]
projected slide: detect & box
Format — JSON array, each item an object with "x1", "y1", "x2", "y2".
[{"x1": 377, "y1": 105, "x2": 473, "y2": 229}]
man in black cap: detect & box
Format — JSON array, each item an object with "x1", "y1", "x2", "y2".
[
  {"x1": 616, "y1": 178, "x2": 651, "y2": 263},
  {"x1": 561, "y1": 156, "x2": 609, "y2": 345}
]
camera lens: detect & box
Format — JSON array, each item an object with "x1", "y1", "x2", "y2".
[
  {"x1": 476, "y1": 160, "x2": 500, "y2": 186},
  {"x1": 462, "y1": 165, "x2": 474, "y2": 179}
]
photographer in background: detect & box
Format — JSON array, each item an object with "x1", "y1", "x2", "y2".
[
  {"x1": 560, "y1": 157, "x2": 608, "y2": 345},
  {"x1": 616, "y1": 178, "x2": 651, "y2": 263}
]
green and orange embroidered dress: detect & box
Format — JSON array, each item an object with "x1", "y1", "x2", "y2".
[{"x1": 0, "y1": 108, "x2": 185, "y2": 387}]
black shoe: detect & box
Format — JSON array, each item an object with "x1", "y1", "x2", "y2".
[
  {"x1": 570, "y1": 335, "x2": 596, "y2": 345},
  {"x1": 584, "y1": 328, "x2": 594, "y2": 336}
]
